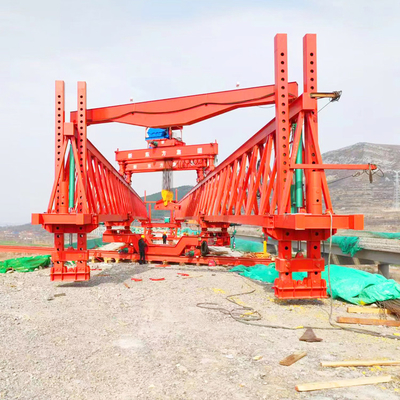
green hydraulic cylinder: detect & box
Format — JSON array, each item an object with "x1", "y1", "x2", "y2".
[
  {"x1": 290, "y1": 184, "x2": 296, "y2": 213},
  {"x1": 68, "y1": 146, "x2": 75, "y2": 210},
  {"x1": 295, "y1": 133, "x2": 303, "y2": 209}
]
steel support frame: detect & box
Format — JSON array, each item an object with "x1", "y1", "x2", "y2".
[
  {"x1": 174, "y1": 34, "x2": 374, "y2": 299},
  {"x1": 32, "y1": 82, "x2": 148, "y2": 281},
  {"x1": 29, "y1": 33, "x2": 374, "y2": 293}
]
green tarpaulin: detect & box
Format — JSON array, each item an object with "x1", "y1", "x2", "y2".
[
  {"x1": 0, "y1": 255, "x2": 51, "y2": 273},
  {"x1": 326, "y1": 231, "x2": 400, "y2": 257},
  {"x1": 230, "y1": 263, "x2": 400, "y2": 305},
  {"x1": 71, "y1": 238, "x2": 104, "y2": 249},
  {"x1": 233, "y1": 238, "x2": 264, "y2": 253},
  {"x1": 371, "y1": 232, "x2": 400, "y2": 240},
  {"x1": 330, "y1": 236, "x2": 362, "y2": 257}
]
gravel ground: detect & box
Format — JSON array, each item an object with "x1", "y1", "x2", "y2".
[{"x1": 1, "y1": 263, "x2": 400, "y2": 400}]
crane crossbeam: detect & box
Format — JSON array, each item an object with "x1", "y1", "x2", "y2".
[{"x1": 70, "y1": 83, "x2": 298, "y2": 128}]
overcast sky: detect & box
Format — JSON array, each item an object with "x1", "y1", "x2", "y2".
[{"x1": 0, "y1": 0, "x2": 399, "y2": 225}]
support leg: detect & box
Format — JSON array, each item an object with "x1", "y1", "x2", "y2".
[{"x1": 378, "y1": 263, "x2": 390, "y2": 279}]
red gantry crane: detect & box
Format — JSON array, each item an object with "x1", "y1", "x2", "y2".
[{"x1": 25, "y1": 33, "x2": 376, "y2": 298}]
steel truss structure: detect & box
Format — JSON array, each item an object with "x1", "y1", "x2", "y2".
[{"x1": 25, "y1": 33, "x2": 375, "y2": 298}]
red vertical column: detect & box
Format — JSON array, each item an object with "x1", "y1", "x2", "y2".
[
  {"x1": 51, "y1": 82, "x2": 66, "y2": 281},
  {"x1": 76, "y1": 232, "x2": 89, "y2": 281},
  {"x1": 303, "y1": 34, "x2": 322, "y2": 214},
  {"x1": 303, "y1": 34, "x2": 326, "y2": 297},
  {"x1": 51, "y1": 231, "x2": 65, "y2": 281},
  {"x1": 54, "y1": 81, "x2": 65, "y2": 213},
  {"x1": 75, "y1": 82, "x2": 90, "y2": 281},
  {"x1": 274, "y1": 35, "x2": 293, "y2": 294},
  {"x1": 76, "y1": 82, "x2": 88, "y2": 214},
  {"x1": 274, "y1": 34, "x2": 290, "y2": 206}
]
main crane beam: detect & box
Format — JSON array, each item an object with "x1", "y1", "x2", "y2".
[{"x1": 70, "y1": 83, "x2": 298, "y2": 128}]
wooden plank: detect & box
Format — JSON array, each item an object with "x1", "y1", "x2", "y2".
[
  {"x1": 322, "y1": 360, "x2": 400, "y2": 368},
  {"x1": 337, "y1": 316, "x2": 400, "y2": 327},
  {"x1": 347, "y1": 306, "x2": 393, "y2": 315},
  {"x1": 279, "y1": 351, "x2": 307, "y2": 366},
  {"x1": 295, "y1": 375, "x2": 392, "y2": 392}
]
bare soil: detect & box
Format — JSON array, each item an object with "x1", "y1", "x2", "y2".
[{"x1": 1, "y1": 263, "x2": 400, "y2": 400}]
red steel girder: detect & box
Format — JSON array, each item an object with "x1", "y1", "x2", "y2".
[
  {"x1": 36, "y1": 138, "x2": 147, "y2": 226},
  {"x1": 0, "y1": 246, "x2": 54, "y2": 255},
  {"x1": 116, "y1": 142, "x2": 218, "y2": 163},
  {"x1": 125, "y1": 159, "x2": 210, "y2": 174},
  {"x1": 70, "y1": 83, "x2": 298, "y2": 128}
]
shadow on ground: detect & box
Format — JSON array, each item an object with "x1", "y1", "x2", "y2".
[
  {"x1": 57, "y1": 263, "x2": 152, "y2": 288},
  {"x1": 56, "y1": 263, "x2": 236, "y2": 288}
]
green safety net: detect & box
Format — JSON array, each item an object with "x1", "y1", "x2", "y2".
[
  {"x1": 230, "y1": 263, "x2": 400, "y2": 305},
  {"x1": 0, "y1": 255, "x2": 51, "y2": 273},
  {"x1": 371, "y1": 232, "x2": 400, "y2": 240},
  {"x1": 71, "y1": 237, "x2": 104, "y2": 249},
  {"x1": 330, "y1": 236, "x2": 362, "y2": 257},
  {"x1": 178, "y1": 228, "x2": 200, "y2": 235},
  {"x1": 233, "y1": 238, "x2": 264, "y2": 253},
  {"x1": 325, "y1": 231, "x2": 400, "y2": 257}
]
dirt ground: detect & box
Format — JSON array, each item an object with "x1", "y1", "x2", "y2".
[{"x1": 1, "y1": 262, "x2": 400, "y2": 400}]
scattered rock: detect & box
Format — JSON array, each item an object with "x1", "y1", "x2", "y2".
[{"x1": 175, "y1": 364, "x2": 188, "y2": 374}]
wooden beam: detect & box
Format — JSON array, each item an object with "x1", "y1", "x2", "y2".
[
  {"x1": 322, "y1": 360, "x2": 400, "y2": 368},
  {"x1": 337, "y1": 316, "x2": 400, "y2": 327},
  {"x1": 279, "y1": 351, "x2": 307, "y2": 366},
  {"x1": 347, "y1": 306, "x2": 393, "y2": 315},
  {"x1": 295, "y1": 376, "x2": 392, "y2": 392}
]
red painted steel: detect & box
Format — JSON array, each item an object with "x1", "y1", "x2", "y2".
[
  {"x1": 0, "y1": 246, "x2": 54, "y2": 254},
  {"x1": 71, "y1": 84, "x2": 298, "y2": 128},
  {"x1": 125, "y1": 159, "x2": 210, "y2": 173},
  {"x1": 0, "y1": 245, "x2": 268, "y2": 267},
  {"x1": 32, "y1": 81, "x2": 148, "y2": 282},
  {"x1": 25, "y1": 33, "x2": 375, "y2": 298},
  {"x1": 116, "y1": 142, "x2": 218, "y2": 163},
  {"x1": 118, "y1": 141, "x2": 218, "y2": 183},
  {"x1": 89, "y1": 249, "x2": 270, "y2": 267},
  {"x1": 174, "y1": 34, "x2": 375, "y2": 299}
]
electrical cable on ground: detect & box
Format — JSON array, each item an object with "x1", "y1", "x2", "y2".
[
  {"x1": 197, "y1": 243, "x2": 400, "y2": 339},
  {"x1": 324, "y1": 212, "x2": 399, "y2": 339},
  {"x1": 197, "y1": 282, "x2": 338, "y2": 331}
]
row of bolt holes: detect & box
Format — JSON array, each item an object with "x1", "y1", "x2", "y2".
[
  {"x1": 56, "y1": 94, "x2": 85, "y2": 166},
  {"x1": 284, "y1": 227, "x2": 320, "y2": 276},
  {"x1": 279, "y1": 52, "x2": 316, "y2": 184},
  {"x1": 55, "y1": 94, "x2": 84, "y2": 208},
  {"x1": 279, "y1": 52, "x2": 289, "y2": 181},
  {"x1": 283, "y1": 231, "x2": 320, "y2": 251},
  {"x1": 56, "y1": 233, "x2": 85, "y2": 252}
]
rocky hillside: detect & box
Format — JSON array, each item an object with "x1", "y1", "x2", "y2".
[{"x1": 323, "y1": 142, "x2": 400, "y2": 231}]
